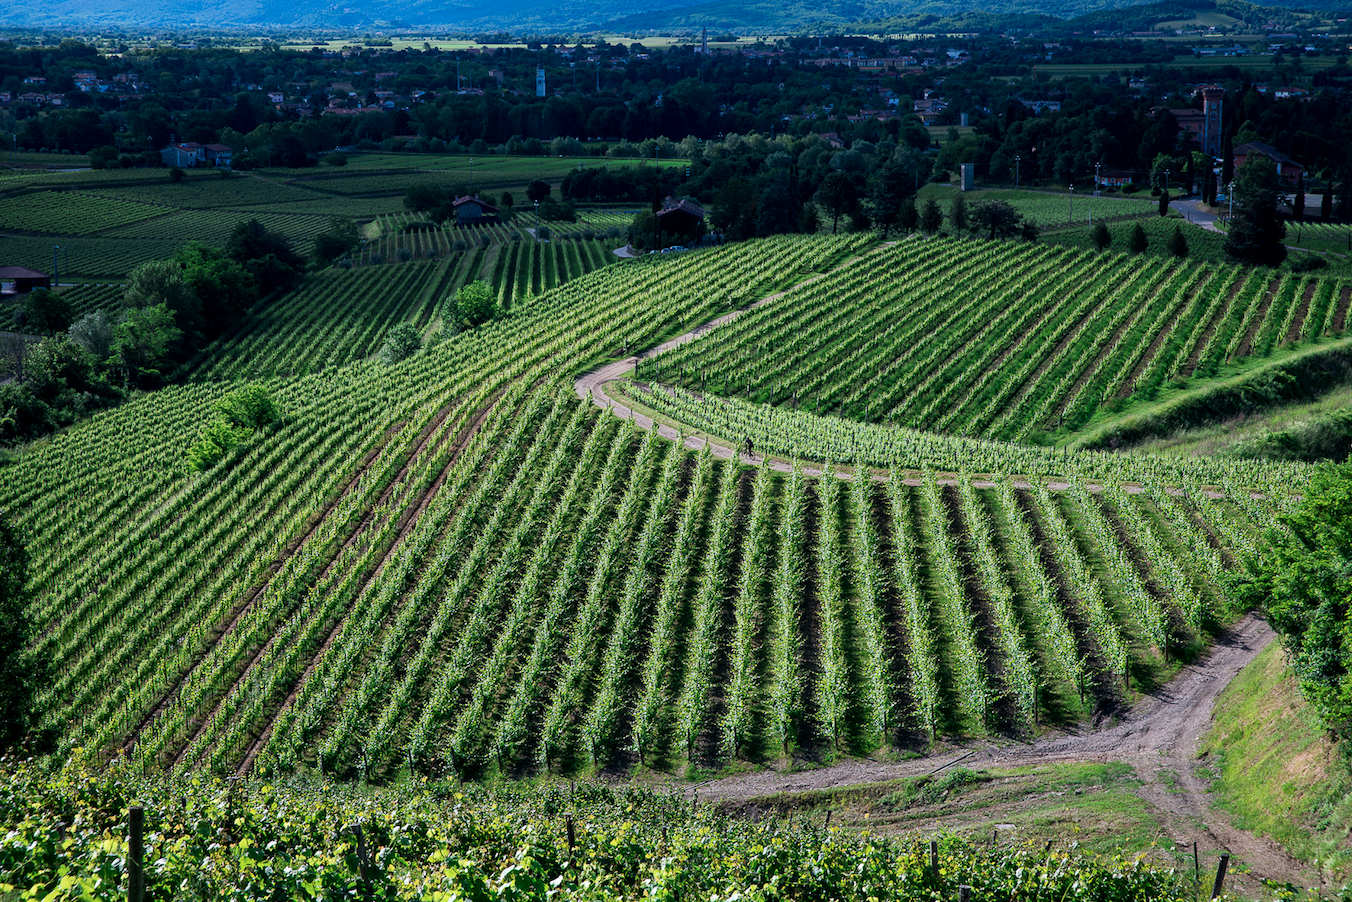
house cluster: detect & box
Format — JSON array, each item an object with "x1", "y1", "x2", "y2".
[
  {"x1": 159, "y1": 141, "x2": 233, "y2": 168},
  {"x1": 1, "y1": 69, "x2": 146, "y2": 108}
]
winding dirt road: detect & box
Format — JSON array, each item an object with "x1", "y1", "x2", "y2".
[{"x1": 693, "y1": 616, "x2": 1318, "y2": 890}]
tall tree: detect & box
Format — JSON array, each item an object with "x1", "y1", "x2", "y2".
[
  {"x1": 1224, "y1": 156, "x2": 1287, "y2": 268},
  {"x1": 1167, "y1": 224, "x2": 1189, "y2": 258},
  {"x1": 949, "y1": 193, "x2": 969, "y2": 234},
  {"x1": 919, "y1": 196, "x2": 944, "y2": 234},
  {"x1": 814, "y1": 171, "x2": 858, "y2": 235},
  {"x1": 869, "y1": 160, "x2": 916, "y2": 239}
]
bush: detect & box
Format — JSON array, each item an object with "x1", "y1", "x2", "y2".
[
  {"x1": 1128, "y1": 222, "x2": 1149, "y2": 254},
  {"x1": 325, "y1": 151, "x2": 348, "y2": 167},
  {"x1": 455, "y1": 280, "x2": 497, "y2": 328},
  {"x1": 1289, "y1": 254, "x2": 1329, "y2": 273},
  {"x1": 379, "y1": 322, "x2": 423, "y2": 365},
  {"x1": 396, "y1": 247, "x2": 413, "y2": 262},
  {"x1": 217, "y1": 383, "x2": 281, "y2": 431},
  {"x1": 1090, "y1": 221, "x2": 1111, "y2": 252},
  {"x1": 1167, "y1": 224, "x2": 1189, "y2": 258},
  {"x1": 169, "y1": 166, "x2": 185, "y2": 183},
  {"x1": 188, "y1": 383, "x2": 281, "y2": 472}
]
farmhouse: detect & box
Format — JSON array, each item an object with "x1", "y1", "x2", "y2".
[
  {"x1": 0, "y1": 266, "x2": 50, "y2": 296},
  {"x1": 1233, "y1": 141, "x2": 1303, "y2": 186},
  {"x1": 452, "y1": 195, "x2": 500, "y2": 224}
]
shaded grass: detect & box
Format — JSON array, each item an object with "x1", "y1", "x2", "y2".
[{"x1": 1201, "y1": 641, "x2": 1352, "y2": 876}]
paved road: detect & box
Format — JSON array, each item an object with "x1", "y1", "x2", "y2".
[{"x1": 1170, "y1": 197, "x2": 1223, "y2": 232}]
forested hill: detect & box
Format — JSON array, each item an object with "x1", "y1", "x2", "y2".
[
  {"x1": 1, "y1": 0, "x2": 1336, "y2": 33},
  {"x1": 614, "y1": 0, "x2": 1333, "y2": 37}
]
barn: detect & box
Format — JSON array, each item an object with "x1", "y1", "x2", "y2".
[{"x1": 0, "y1": 266, "x2": 51, "y2": 297}]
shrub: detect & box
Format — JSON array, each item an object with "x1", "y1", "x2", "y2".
[
  {"x1": 455, "y1": 280, "x2": 497, "y2": 328},
  {"x1": 379, "y1": 322, "x2": 423, "y2": 365}
]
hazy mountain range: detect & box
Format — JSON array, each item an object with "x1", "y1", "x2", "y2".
[{"x1": 0, "y1": 0, "x2": 1339, "y2": 35}]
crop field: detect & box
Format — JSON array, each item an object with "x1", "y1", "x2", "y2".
[
  {"x1": 191, "y1": 238, "x2": 619, "y2": 380},
  {"x1": 0, "y1": 235, "x2": 184, "y2": 278},
  {"x1": 105, "y1": 208, "x2": 337, "y2": 246},
  {"x1": 657, "y1": 236, "x2": 1352, "y2": 440},
  {"x1": 2, "y1": 229, "x2": 1309, "y2": 788},
  {"x1": 0, "y1": 192, "x2": 171, "y2": 235}
]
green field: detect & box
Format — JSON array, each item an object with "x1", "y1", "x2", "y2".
[
  {"x1": 0, "y1": 157, "x2": 656, "y2": 278},
  {"x1": 1036, "y1": 55, "x2": 1342, "y2": 78}
]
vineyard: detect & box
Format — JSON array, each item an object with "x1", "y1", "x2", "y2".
[
  {"x1": 0, "y1": 755, "x2": 1198, "y2": 902},
  {"x1": 654, "y1": 236, "x2": 1352, "y2": 440},
  {"x1": 1, "y1": 229, "x2": 1312, "y2": 790},
  {"x1": 0, "y1": 191, "x2": 171, "y2": 235}
]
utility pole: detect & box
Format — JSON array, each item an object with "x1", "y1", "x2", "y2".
[
  {"x1": 1014, "y1": 154, "x2": 1020, "y2": 187},
  {"x1": 1068, "y1": 185, "x2": 1073, "y2": 224},
  {"x1": 52, "y1": 245, "x2": 60, "y2": 287},
  {"x1": 1094, "y1": 161, "x2": 1101, "y2": 197}
]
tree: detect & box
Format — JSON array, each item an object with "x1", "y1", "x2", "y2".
[
  {"x1": 20, "y1": 289, "x2": 73, "y2": 334},
  {"x1": 1158, "y1": 190, "x2": 1170, "y2": 217},
  {"x1": 1128, "y1": 222, "x2": 1149, "y2": 254},
  {"x1": 1294, "y1": 175, "x2": 1306, "y2": 223},
  {"x1": 125, "y1": 259, "x2": 199, "y2": 343},
  {"x1": 379, "y1": 322, "x2": 423, "y2": 365},
  {"x1": 949, "y1": 193, "x2": 969, "y2": 234},
  {"x1": 225, "y1": 219, "x2": 304, "y2": 295},
  {"x1": 898, "y1": 197, "x2": 918, "y2": 234},
  {"x1": 869, "y1": 160, "x2": 917, "y2": 238},
  {"x1": 626, "y1": 210, "x2": 658, "y2": 251},
  {"x1": 174, "y1": 243, "x2": 258, "y2": 338},
  {"x1": 1246, "y1": 462, "x2": 1352, "y2": 735},
  {"x1": 455, "y1": 280, "x2": 497, "y2": 328},
  {"x1": 111, "y1": 304, "x2": 182, "y2": 387},
  {"x1": 814, "y1": 171, "x2": 858, "y2": 234},
  {"x1": 0, "y1": 512, "x2": 42, "y2": 752},
  {"x1": 1090, "y1": 220, "x2": 1112, "y2": 252},
  {"x1": 756, "y1": 179, "x2": 800, "y2": 237},
  {"x1": 971, "y1": 199, "x2": 1022, "y2": 240},
  {"x1": 1322, "y1": 188, "x2": 1334, "y2": 223},
  {"x1": 798, "y1": 202, "x2": 820, "y2": 235},
  {"x1": 68, "y1": 309, "x2": 114, "y2": 360},
  {"x1": 919, "y1": 196, "x2": 944, "y2": 234},
  {"x1": 1167, "y1": 224, "x2": 1189, "y2": 258},
  {"x1": 1224, "y1": 156, "x2": 1288, "y2": 268},
  {"x1": 527, "y1": 179, "x2": 551, "y2": 203},
  {"x1": 313, "y1": 217, "x2": 360, "y2": 264}
]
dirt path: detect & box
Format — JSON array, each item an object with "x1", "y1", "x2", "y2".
[{"x1": 695, "y1": 615, "x2": 1319, "y2": 889}]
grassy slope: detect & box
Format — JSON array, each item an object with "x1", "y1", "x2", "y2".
[{"x1": 1201, "y1": 641, "x2": 1352, "y2": 875}]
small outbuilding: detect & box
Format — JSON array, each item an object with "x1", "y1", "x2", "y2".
[
  {"x1": 453, "y1": 195, "x2": 500, "y2": 224},
  {"x1": 655, "y1": 196, "x2": 705, "y2": 241},
  {"x1": 0, "y1": 266, "x2": 51, "y2": 296}
]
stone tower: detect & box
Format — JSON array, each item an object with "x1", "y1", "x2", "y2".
[{"x1": 1200, "y1": 85, "x2": 1224, "y2": 157}]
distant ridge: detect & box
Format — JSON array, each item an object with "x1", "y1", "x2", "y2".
[{"x1": 0, "y1": 0, "x2": 1337, "y2": 33}]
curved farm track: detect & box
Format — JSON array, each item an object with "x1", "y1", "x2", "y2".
[{"x1": 575, "y1": 287, "x2": 1322, "y2": 892}]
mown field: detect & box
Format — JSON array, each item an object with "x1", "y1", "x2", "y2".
[{"x1": 2, "y1": 227, "x2": 1317, "y2": 789}]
